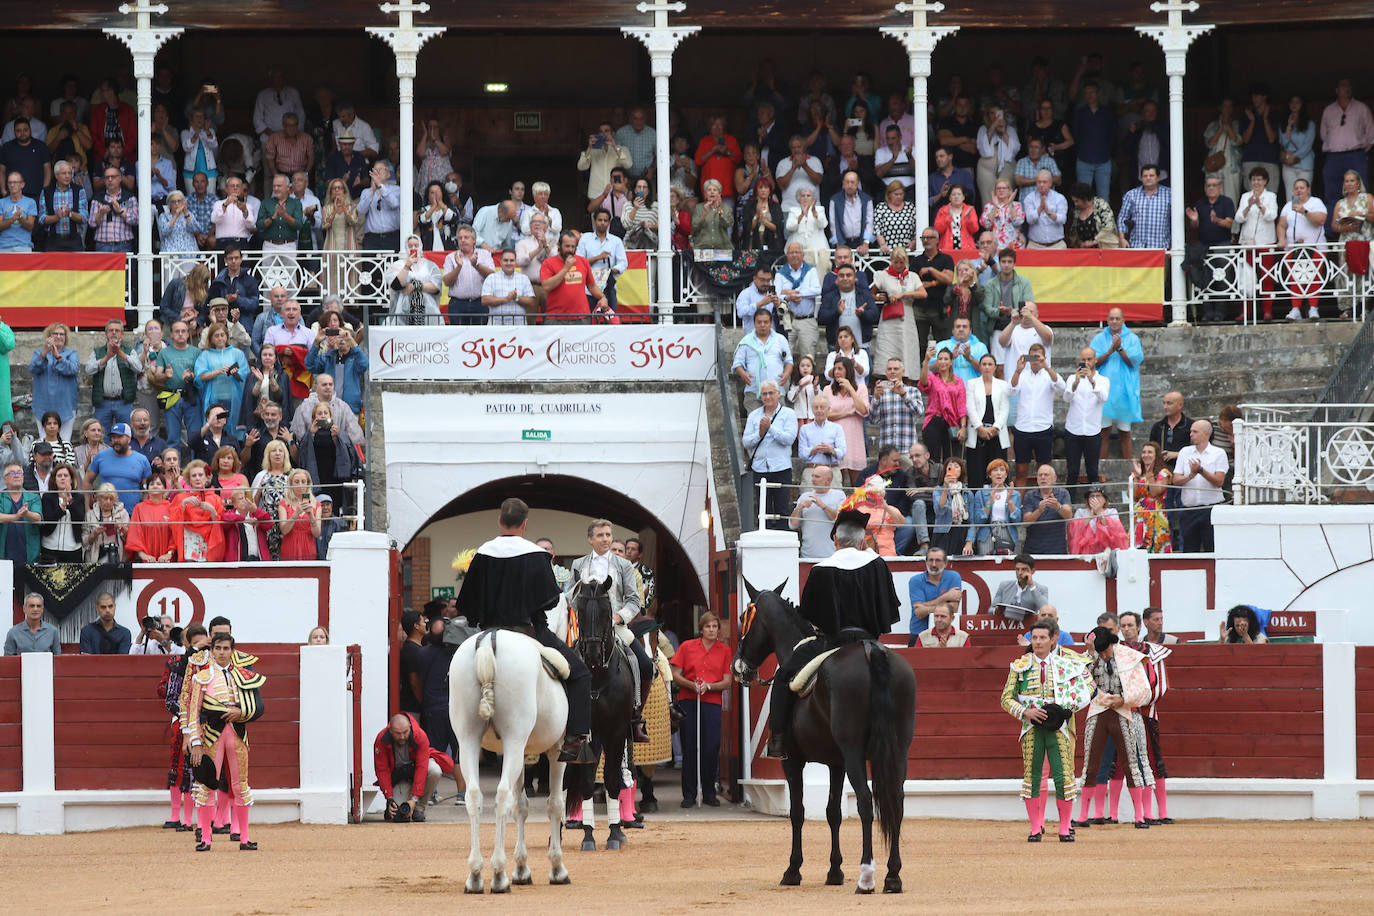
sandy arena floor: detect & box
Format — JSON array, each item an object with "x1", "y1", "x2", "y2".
[{"x1": 3, "y1": 813, "x2": 1373, "y2": 914}]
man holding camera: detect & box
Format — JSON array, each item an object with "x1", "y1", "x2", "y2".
[
  {"x1": 290, "y1": 374, "x2": 364, "y2": 446},
  {"x1": 1009, "y1": 342, "x2": 1062, "y2": 489},
  {"x1": 191, "y1": 407, "x2": 239, "y2": 466},
  {"x1": 1063, "y1": 346, "x2": 1110, "y2": 486},
  {"x1": 734, "y1": 265, "x2": 783, "y2": 324},
  {"x1": 131, "y1": 614, "x2": 180, "y2": 655},
  {"x1": 577, "y1": 121, "x2": 632, "y2": 203}
]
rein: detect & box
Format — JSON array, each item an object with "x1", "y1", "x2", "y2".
[{"x1": 735, "y1": 599, "x2": 818, "y2": 688}]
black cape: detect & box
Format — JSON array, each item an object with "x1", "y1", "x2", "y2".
[
  {"x1": 454, "y1": 536, "x2": 562, "y2": 631},
  {"x1": 799, "y1": 548, "x2": 900, "y2": 639}
]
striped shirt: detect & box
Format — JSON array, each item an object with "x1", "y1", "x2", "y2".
[
  {"x1": 481, "y1": 269, "x2": 535, "y2": 325},
  {"x1": 45, "y1": 185, "x2": 86, "y2": 238},
  {"x1": 1117, "y1": 184, "x2": 1171, "y2": 249},
  {"x1": 90, "y1": 192, "x2": 137, "y2": 244}
]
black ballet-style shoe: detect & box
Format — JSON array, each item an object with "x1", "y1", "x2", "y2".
[
  {"x1": 1158, "y1": 817, "x2": 1174, "y2": 825},
  {"x1": 230, "y1": 832, "x2": 239, "y2": 842},
  {"x1": 195, "y1": 841, "x2": 212, "y2": 852},
  {"x1": 212, "y1": 824, "x2": 231, "y2": 835},
  {"x1": 239, "y1": 841, "x2": 259, "y2": 851},
  {"x1": 161, "y1": 820, "x2": 180, "y2": 829},
  {"x1": 176, "y1": 823, "x2": 192, "y2": 832},
  {"x1": 1058, "y1": 833, "x2": 1074, "y2": 843},
  {"x1": 1146, "y1": 818, "x2": 1161, "y2": 826},
  {"x1": 1134, "y1": 820, "x2": 1150, "y2": 829},
  {"x1": 1027, "y1": 831, "x2": 1043, "y2": 843},
  {"x1": 1090, "y1": 817, "x2": 1106, "y2": 825},
  {"x1": 1071, "y1": 818, "x2": 1092, "y2": 828}
]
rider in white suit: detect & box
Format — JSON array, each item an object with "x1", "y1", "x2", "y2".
[{"x1": 567, "y1": 518, "x2": 655, "y2": 743}]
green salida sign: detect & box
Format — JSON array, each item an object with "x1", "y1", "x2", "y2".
[{"x1": 522, "y1": 429, "x2": 551, "y2": 441}]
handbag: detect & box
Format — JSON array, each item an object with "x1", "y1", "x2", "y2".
[{"x1": 1202, "y1": 151, "x2": 1227, "y2": 173}]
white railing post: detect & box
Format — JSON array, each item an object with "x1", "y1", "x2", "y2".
[
  {"x1": 757, "y1": 476, "x2": 768, "y2": 530},
  {"x1": 1232, "y1": 418, "x2": 1245, "y2": 505}
]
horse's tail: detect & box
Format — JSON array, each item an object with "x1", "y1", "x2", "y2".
[
  {"x1": 474, "y1": 634, "x2": 497, "y2": 721},
  {"x1": 864, "y1": 647, "x2": 903, "y2": 854}
]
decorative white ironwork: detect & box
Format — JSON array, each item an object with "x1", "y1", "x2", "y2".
[
  {"x1": 1234, "y1": 407, "x2": 1374, "y2": 505},
  {"x1": 1324, "y1": 427, "x2": 1374, "y2": 487},
  {"x1": 1190, "y1": 241, "x2": 1368, "y2": 324}
]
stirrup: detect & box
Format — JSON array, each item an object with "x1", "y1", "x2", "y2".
[
  {"x1": 632, "y1": 717, "x2": 651, "y2": 743},
  {"x1": 764, "y1": 734, "x2": 787, "y2": 759},
  {"x1": 559, "y1": 734, "x2": 589, "y2": 763}
]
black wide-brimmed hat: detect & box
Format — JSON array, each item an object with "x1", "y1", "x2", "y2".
[
  {"x1": 830, "y1": 508, "x2": 871, "y2": 540},
  {"x1": 1038, "y1": 703, "x2": 1071, "y2": 731}
]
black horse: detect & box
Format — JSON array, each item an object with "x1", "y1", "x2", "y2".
[
  {"x1": 733, "y1": 580, "x2": 916, "y2": 895},
  {"x1": 564, "y1": 576, "x2": 636, "y2": 851}
]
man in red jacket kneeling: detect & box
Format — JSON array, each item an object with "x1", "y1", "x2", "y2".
[{"x1": 374, "y1": 712, "x2": 454, "y2": 823}]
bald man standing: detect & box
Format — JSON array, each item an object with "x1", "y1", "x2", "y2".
[{"x1": 1173, "y1": 420, "x2": 1227, "y2": 552}]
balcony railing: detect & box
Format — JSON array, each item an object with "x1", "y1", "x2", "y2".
[{"x1": 1234, "y1": 404, "x2": 1374, "y2": 505}]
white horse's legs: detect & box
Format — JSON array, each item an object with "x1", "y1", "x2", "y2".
[
  {"x1": 461, "y1": 741, "x2": 485, "y2": 894},
  {"x1": 490, "y1": 742, "x2": 526, "y2": 894},
  {"x1": 512, "y1": 775, "x2": 533, "y2": 886},
  {"x1": 547, "y1": 754, "x2": 570, "y2": 884}
]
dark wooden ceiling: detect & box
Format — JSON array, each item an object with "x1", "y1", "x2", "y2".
[{"x1": 21, "y1": 0, "x2": 1374, "y2": 31}]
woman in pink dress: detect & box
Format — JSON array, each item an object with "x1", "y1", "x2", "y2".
[
  {"x1": 981, "y1": 179, "x2": 1026, "y2": 251},
  {"x1": 917, "y1": 341, "x2": 968, "y2": 466},
  {"x1": 826, "y1": 355, "x2": 870, "y2": 486}
]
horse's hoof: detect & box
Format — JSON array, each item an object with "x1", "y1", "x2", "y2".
[
  {"x1": 464, "y1": 879, "x2": 484, "y2": 895},
  {"x1": 882, "y1": 877, "x2": 903, "y2": 894},
  {"x1": 606, "y1": 838, "x2": 622, "y2": 850},
  {"x1": 825, "y1": 869, "x2": 844, "y2": 886},
  {"x1": 855, "y1": 885, "x2": 876, "y2": 895},
  {"x1": 549, "y1": 872, "x2": 571, "y2": 886},
  {"x1": 491, "y1": 879, "x2": 511, "y2": 895},
  {"x1": 780, "y1": 870, "x2": 802, "y2": 886},
  {"x1": 580, "y1": 838, "x2": 597, "y2": 852},
  {"x1": 512, "y1": 868, "x2": 533, "y2": 886}
]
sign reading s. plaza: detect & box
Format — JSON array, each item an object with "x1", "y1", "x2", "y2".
[{"x1": 370, "y1": 325, "x2": 715, "y2": 381}]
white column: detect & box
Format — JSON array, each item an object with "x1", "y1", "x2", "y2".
[
  {"x1": 623, "y1": 2, "x2": 699, "y2": 321},
  {"x1": 1137, "y1": 1, "x2": 1213, "y2": 326},
  {"x1": 368, "y1": 1, "x2": 445, "y2": 249},
  {"x1": 298, "y1": 644, "x2": 350, "y2": 824},
  {"x1": 17, "y1": 652, "x2": 60, "y2": 834},
  {"x1": 105, "y1": 2, "x2": 182, "y2": 324},
  {"x1": 881, "y1": 2, "x2": 958, "y2": 234}
]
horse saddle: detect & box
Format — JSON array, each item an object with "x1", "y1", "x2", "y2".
[
  {"x1": 540, "y1": 647, "x2": 570, "y2": 681},
  {"x1": 788, "y1": 635, "x2": 884, "y2": 698}
]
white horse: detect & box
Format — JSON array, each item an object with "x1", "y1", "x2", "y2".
[{"x1": 450, "y1": 620, "x2": 571, "y2": 893}]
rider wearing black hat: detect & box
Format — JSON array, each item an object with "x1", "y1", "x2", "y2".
[{"x1": 764, "y1": 508, "x2": 900, "y2": 759}]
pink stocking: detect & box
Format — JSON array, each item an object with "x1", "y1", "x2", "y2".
[
  {"x1": 1023, "y1": 797, "x2": 1041, "y2": 833},
  {"x1": 169, "y1": 787, "x2": 182, "y2": 822},
  {"x1": 1092, "y1": 784, "x2": 1107, "y2": 819},
  {"x1": 618, "y1": 787, "x2": 636, "y2": 822},
  {"x1": 231, "y1": 804, "x2": 243, "y2": 837},
  {"x1": 1141, "y1": 783, "x2": 1155, "y2": 820},
  {"x1": 197, "y1": 803, "x2": 214, "y2": 845},
  {"x1": 1108, "y1": 777, "x2": 1125, "y2": 820},
  {"x1": 234, "y1": 804, "x2": 251, "y2": 843},
  {"x1": 1154, "y1": 778, "x2": 1169, "y2": 818},
  {"x1": 1055, "y1": 799, "x2": 1073, "y2": 836},
  {"x1": 1127, "y1": 786, "x2": 1146, "y2": 823},
  {"x1": 215, "y1": 791, "x2": 231, "y2": 828},
  {"x1": 182, "y1": 793, "x2": 194, "y2": 826},
  {"x1": 1077, "y1": 787, "x2": 1093, "y2": 821}
]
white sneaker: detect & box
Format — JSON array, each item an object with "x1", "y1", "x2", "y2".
[
  {"x1": 1307, "y1": 307, "x2": 1320, "y2": 320},
  {"x1": 1286, "y1": 307, "x2": 1302, "y2": 320}
]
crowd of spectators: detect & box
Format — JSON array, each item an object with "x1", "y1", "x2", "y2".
[
  {"x1": 0, "y1": 299, "x2": 358, "y2": 567},
  {"x1": 0, "y1": 62, "x2": 1369, "y2": 327}
]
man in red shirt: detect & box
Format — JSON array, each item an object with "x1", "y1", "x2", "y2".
[
  {"x1": 540, "y1": 228, "x2": 610, "y2": 322},
  {"x1": 670, "y1": 612, "x2": 734, "y2": 806}
]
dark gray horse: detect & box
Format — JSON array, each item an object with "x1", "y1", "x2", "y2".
[
  {"x1": 733, "y1": 581, "x2": 916, "y2": 894},
  {"x1": 564, "y1": 576, "x2": 636, "y2": 851}
]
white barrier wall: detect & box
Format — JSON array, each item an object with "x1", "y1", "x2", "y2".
[{"x1": 0, "y1": 532, "x2": 392, "y2": 834}]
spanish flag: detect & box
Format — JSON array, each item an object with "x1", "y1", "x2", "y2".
[
  {"x1": 616, "y1": 249, "x2": 652, "y2": 323},
  {"x1": 0, "y1": 252, "x2": 126, "y2": 328},
  {"x1": 1013, "y1": 249, "x2": 1166, "y2": 322}
]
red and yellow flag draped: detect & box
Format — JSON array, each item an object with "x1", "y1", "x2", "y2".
[
  {"x1": 1011, "y1": 248, "x2": 1166, "y2": 322},
  {"x1": 0, "y1": 253, "x2": 126, "y2": 327}
]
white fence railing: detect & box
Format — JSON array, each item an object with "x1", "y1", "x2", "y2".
[
  {"x1": 1234, "y1": 404, "x2": 1374, "y2": 505},
  {"x1": 121, "y1": 241, "x2": 1369, "y2": 328},
  {"x1": 1188, "y1": 241, "x2": 1370, "y2": 324}
]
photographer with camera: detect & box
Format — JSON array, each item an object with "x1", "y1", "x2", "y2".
[
  {"x1": 1062, "y1": 345, "x2": 1110, "y2": 488},
  {"x1": 191, "y1": 404, "x2": 241, "y2": 467},
  {"x1": 734, "y1": 265, "x2": 783, "y2": 324},
  {"x1": 577, "y1": 120, "x2": 632, "y2": 205},
  {"x1": 131, "y1": 613, "x2": 180, "y2": 655},
  {"x1": 1009, "y1": 341, "x2": 1062, "y2": 489}
]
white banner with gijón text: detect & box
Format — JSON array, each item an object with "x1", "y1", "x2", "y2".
[{"x1": 368, "y1": 325, "x2": 716, "y2": 381}]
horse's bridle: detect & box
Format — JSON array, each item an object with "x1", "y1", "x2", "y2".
[
  {"x1": 733, "y1": 601, "x2": 774, "y2": 687},
  {"x1": 570, "y1": 580, "x2": 614, "y2": 670}
]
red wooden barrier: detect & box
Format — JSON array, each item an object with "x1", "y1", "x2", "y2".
[
  {"x1": 51, "y1": 653, "x2": 301, "y2": 791},
  {"x1": 1357, "y1": 647, "x2": 1374, "y2": 780},
  {"x1": 0, "y1": 656, "x2": 20, "y2": 792},
  {"x1": 742, "y1": 644, "x2": 1325, "y2": 783}
]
